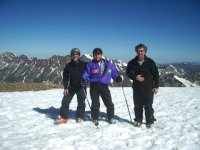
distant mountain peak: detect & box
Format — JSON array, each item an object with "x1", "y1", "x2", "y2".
[
  {"x1": 0, "y1": 52, "x2": 199, "y2": 87},
  {"x1": 1, "y1": 52, "x2": 16, "y2": 59}
]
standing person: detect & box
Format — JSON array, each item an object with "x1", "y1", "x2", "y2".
[
  {"x1": 55, "y1": 48, "x2": 87, "y2": 124},
  {"x1": 126, "y1": 43, "x2": 159, "y2": 128},
  {"x1": 83, "y1": 48, "x2": 122, "y2": 125}
]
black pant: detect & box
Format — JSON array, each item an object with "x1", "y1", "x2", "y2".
[
  {"x1": 90, "y1": 83, "x2": 114, "y2": 120},
  {"x1": 133, "y1": 91, "x2": 154, "y2": 124},
  {"x1": 60, "y1": 87, "x2": 86, "y2": 119}
]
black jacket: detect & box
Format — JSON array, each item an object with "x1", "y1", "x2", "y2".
[
  {"x1": 63, "y1": 60, "x2": 87, "y2": 90},
  {"x1": 126, "y1": 55, "x2": 159, "y2": 93}
]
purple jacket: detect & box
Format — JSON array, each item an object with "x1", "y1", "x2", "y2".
[{"x1": 83, "y1": 59, "x2": 119, "y2": 85}]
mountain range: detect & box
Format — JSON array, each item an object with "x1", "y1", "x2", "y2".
[{"x1": 0, "y1": 52, "x2": 200, "y2": 87}]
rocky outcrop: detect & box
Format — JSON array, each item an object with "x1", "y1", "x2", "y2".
[{"x1": 0, "y1": 52, "x2": 200, "y2": 87}]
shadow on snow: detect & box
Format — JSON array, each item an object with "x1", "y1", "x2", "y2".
[{"x1": 33, "y1": 106, "x2": 131, "y2": 124}]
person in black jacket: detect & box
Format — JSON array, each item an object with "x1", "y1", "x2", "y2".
[
  {"x1": 126, "y1": 43, "x2": 159, "y2": 128},
  {"x1": 55, "y1": 48, "x2": 87, "y2": 124}
]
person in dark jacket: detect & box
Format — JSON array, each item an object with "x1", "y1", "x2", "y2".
[
  {"x1": 83, "y1": 48, "x2": 122, "y2": 125},
  {"x1": 55, "y1": 48, "x2": 87, "y2": 124},
  {"x1": 126, "y1": 43, "x2": 159, "y2": 128}
]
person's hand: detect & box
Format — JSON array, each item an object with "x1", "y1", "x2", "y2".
[
  {"x1": 63, "y1": 89, "x2": 69, "y2": 96},
  {"x1": 152, "y1": 88, "x2": 158, "y2": 94},
  {"x1": 136, "y1": 74, "x2": 144, "y2": 82},
  {"x1": 116, "y1": 76, "x2": 123, "y2": 83}
]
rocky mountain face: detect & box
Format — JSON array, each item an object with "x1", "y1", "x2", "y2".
[{"x1": 0, "y1": 52, "x2": 200, "y2": 87}]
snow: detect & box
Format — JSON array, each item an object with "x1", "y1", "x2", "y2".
[
  {"x1": 169, "y1": 65, "x2": 182, "y2": 76},
  {"x1": 174, "y1": 75, "x2": 198, "y2": 87},
  {"x1": 12, "y1": 60, "x2": 23, "y2": 73},
  {"x1": 4, "y1": 53, "x2": 14, "y2": 60},
  {"x1": 0, "y1": 62, "x2": 9, "y2": 70},
  {"x1": 84, "y1": 54, "x2": 106, "y2": 60},
  {"x1": 116, "y1": 59, "x2": 127, "y2": 67},
  {"x1": 84, "y1": 54, "x2": 93, "y2": 60},
  {"x1": 36, "y1": 68, "x2": 44, "y2": 78},
  {"x1": 0, "y1": 87, "x2": 200, "y2": 150},
  {"x1": 22, "y1": 75, "x2": 27, "y2": 82},
  {"x1": 47, "y1": 67, "x2": 56, "y2": 76}
]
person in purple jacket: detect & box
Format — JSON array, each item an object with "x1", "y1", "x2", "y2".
[{"x1": 83, "y1": 48, "x2": 122, "y2": 125}]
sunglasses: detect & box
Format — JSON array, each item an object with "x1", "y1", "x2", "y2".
[{"x1": 137, "y1": 50, "x2": 145, "y2": 53}]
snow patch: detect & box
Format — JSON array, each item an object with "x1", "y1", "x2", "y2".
[
  {"x1": 12, "y1": 60, "x2": 23, "y2": 73},
  {"x1": 174, "y1": 75, "x2": 198, "y2": 87},
  {"x1": 169, "y1": 65, "x2": 181, "y2": 75},
  {"x1": 84, "y1": 54, "x2": 93, "y2": 60},
  {"x1": 37, "y1": 68, "x2": 44, "y2": 78}
]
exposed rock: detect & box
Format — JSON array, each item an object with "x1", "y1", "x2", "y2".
[{"x1": 0, "y1": 52, "x2": 200, "y2": 87}]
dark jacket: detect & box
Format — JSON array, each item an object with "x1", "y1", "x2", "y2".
[
  {"x1": 63, "y1": 60, "x2": 87, "y2": 90},
  {"x1": 126, "y1": 55, "x2": 159, "y2": 93}
]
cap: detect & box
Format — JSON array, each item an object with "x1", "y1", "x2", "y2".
[{"x1": 93, "y1": 48, "x2": 103, "y2": 55}]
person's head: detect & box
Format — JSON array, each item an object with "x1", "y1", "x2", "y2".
[
  {"x1": 70, "y1": 48, "x2": 80, "y2": 62},
  {"x1": 93, "y1": 48, "x2": 103, "y2": 62},
  {"x1": 135, "y1": 43, "x2": 147, "y2": 60}
]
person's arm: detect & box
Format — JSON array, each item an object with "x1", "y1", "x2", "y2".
[
  {"x1": 126, "y1": 62, "x2": 136, "y2": 80},
  {"x1": 82, "y1": 62, "x2": 91, "y2": 83},
  {"x1": 110, "y1": 61, "x2": 120, "y2": 81},
  {"x1": 63, "y1": 64, "x2": 70, "y2": 96},
  {"x1": 151, "y1": 61, "x2": 159, "y2": 94}
]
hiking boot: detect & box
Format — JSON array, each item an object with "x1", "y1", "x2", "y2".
[
  {"x1": 93, "y1": 119, "x2": 99, "y2": 126},
  {"x1": 76, "y1": 118, "x2": 83, "y2": 123},
  {"x1": 133, "y1": 121, "x2": 142, "y2": 127},
  {"x1": 55, "y1": 118, "x2": 68, "y2": 124},
  {"x1": 108, "y1": 118, "x2": 116, "y2": 124},
  {"x1": 146, "y1": 123, "x2": 153, "y2": 128}
]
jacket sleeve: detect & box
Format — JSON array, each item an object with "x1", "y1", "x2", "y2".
[
  {"x1": 82, "y1": 62, "x2": 91, "y2": 82},
  {"x1": 151, "y1": 61, "x2": 159, "y2": 88},
  {"x1": 126, "y1": 62, "x2": 136, "y2": 80},
  {"x1": 63, "y1": 64, "x2": 70, "y2": 89},
  {"x1": 111, "y1": 62, "x2": 120, "y2": 81}
]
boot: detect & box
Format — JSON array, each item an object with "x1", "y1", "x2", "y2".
[
  {"x1": 55, "y1": 118, "x2": 68, "y2": 124},
  {"x1": 133, "y1": 121, "x2": 142, "y2": 127},
  {"x1": 76, "y1": 118, "x2": 83, "y2": 123},
  {"x1": 108, "y1": 118, "x2": 116, "y2": 124}
]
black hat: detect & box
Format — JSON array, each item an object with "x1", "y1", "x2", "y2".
[
  {"x1": 70, "y1": 48, "x2": 80, "y2": 55},
  {"x1": 93, "y1": 48, "x2": 103, "y2": 55}
]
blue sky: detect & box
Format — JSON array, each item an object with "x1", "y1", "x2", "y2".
[{"x1": 0, "y1": 0, "x2": 199, "y2": 63}]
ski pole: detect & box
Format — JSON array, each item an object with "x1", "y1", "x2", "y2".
[
  {"x1": 82, "y1": 86, "x2": 91, "y2": 110},
  {"x1": 121, "y1": 81, "x2": 133, "y2": 123},
  {"x1": 82, "y1": 85, "x2": 99, "y2": 128}
]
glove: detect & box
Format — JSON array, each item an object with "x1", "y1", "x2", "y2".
[
  {"x1": 81, "y1": 78, "x2": 87, "y2": 88},
  {"x1": 116, "y1": 76, "x2": 122, "y2": 83},
  {"x1": 81, "y1": 78, "x2": 87, "y2": 92}
]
